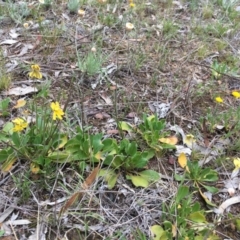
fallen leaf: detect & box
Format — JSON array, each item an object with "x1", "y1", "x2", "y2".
[
  {"x1": 109, "y1": 85, "x2": 117, "y2": 90},
  {"x1": 99, "y1": 93, "x2": 113, "y2": 105},
  {"x1": 4, "y1": 86, "x2": 38, "y2": 96},
  {"x1": 127, "y1": 112, "x2": 137, "y2": 118},
  {"x1": 107, "y1": 129, "x2": 119, "y2": 135},
  {"x1": 0, "y1": 39, "x2": 18, "y2": 45},
  {"x1": 215, "y1": 196, "x2": 240, "y2": 214},
  {"x1": 13, "y1": 98, "x2": 26, "y2": 108}
]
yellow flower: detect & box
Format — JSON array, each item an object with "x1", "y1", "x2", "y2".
[
  {"x1": 12, "y1": 118, "x2": 28, "y2": 132},
  {"x1": 215, "y1": 96, "x2": 223, "y2": 103},
  {"x1": 129, "y1": 3, "x2": 135, "y2": 7},
  {"x1": 233, "y1": 158, "x2": 240, "y2": 170},
  {"x1": 23, "y1": 22, "x2": 29, "y2": 28},
  {"x1": 126, "y1": 22, "x2": 134, "y2": 31},
  {"x1": 50, "y1": 102, "x2": 64, "y2": 120},
  {"x1": 78, "y1": 9, "x2": 85, "y2": 17},
  {"x1": 29, "y1": 64, "x2": 42, "y2": 79},
  {"x1": 232, "y1": 91, "x2": 240, "y2": 99},
  {"x1": 183, "y1": 134, "x2": 196, "y2": 148}
]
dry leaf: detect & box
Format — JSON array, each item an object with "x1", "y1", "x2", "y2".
[
  {"x1": 5, "y1": 86, "x2": 38, "y2": 96},
  {"x1": 95, "y1": 113, "x2": 104, "y2": 119},
  {"x1": 178, "y1": 152, "x2": 187, "y2": 168},
  {"x1": 99, "y1": 93, "x2": 113, "y2": 105},
  {"x1": 82, "y1": 165, "x2": 100, "y2": 189},
  {"x1": 0, "y1": 39, "x2": 18, "y2": 45},
  {"x1": 60, "y1": 192, "x2": 81, "y2": 215},
  {"x1": 107, "y1": 129, "x2": 119, "y2": 135},
  {"x1": 13, "y1": 98, "x2": 26, "y2": 108},
  {"x1": 159, "y1": 136, "x2": 178, "y2": 145}
]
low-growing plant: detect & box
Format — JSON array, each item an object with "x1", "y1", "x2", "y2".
[
  {"x1": 154, "y1": 185, "x2": 220, "y2": 239},
  {"x1": 67, "y1": 0, "x2": 80, "y2": 13},
  {"x1": 5, "y1": 0, "x2": 30, "y2": 24},
  {"x1": 175, "y1": 160, "x2": 218, "y2": 206},
  {"x1": 0, "y1": 97, "x2": 66, "y2": 173},
  {"x1": 77, "y1": 51, "x2": 105, "y2": 76}
]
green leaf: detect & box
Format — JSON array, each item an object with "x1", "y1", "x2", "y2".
[
  {"x1": 11, "y1": 132, "x2": 21, "y2": 147},
  {"x1": 126, "y1": 142, "x2": 137, "y2": 156},
  {"x1": 199, "y1": 168, "x2": 218, "y2": 182},
  {"x1": 48, "y1": 151, "x2": 71, "y2": 162},
  {"x1": 91, "y1": 133, "x2": 103, "y2": 153},
  {"x1": 3, "y1": 122, "x2": 13, "y2": 134},
  {"x1": 235, "y1": 219, "x2": 240, "y2": 231},
  {"x1": 150, "y1": 225, "x2": 168, "y2": 240},
  {"x1": 107, "y1": 173, "x2": 118, "y2": 189},
  {"x1": 139, "y1": 170, "x2": 160, "y2": 181},
  {"x1": 174, "y1": 174, "x2": 185, "y2": 181},
  {"x1": 99, "y1": 169, "x2": 118, "y2": 189},
  {"x1": 0, "y1": 97, "x2": 10, "y2": 116},
  {"x1": 188, "y1": 211, "x2": 207, "y2": 223},
  {"x1": 176, "y1": 185, "x2": 189, "y2": 203},
  {"x1": 118, "y1": 121, "x2": 133, "y2": 132},
  {"x1": 0, "y1": 148, "x2": 14, "y2": 162},
  {"x1": 201, "y1": 184, "x2": 218, "y2": 194},
  {"x1": 126, "y1": 174, "x2": 149, "y2": 188}
]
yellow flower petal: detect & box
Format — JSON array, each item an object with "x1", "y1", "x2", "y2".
[
  {"x1": 215, "y1": 96, "x2": 223, "y2": 103},
  {"x1": 50, "y1": 102, "x2": 64, "y2": 120},
  {"x1": 12, "y1": 118, "x2": 28, "y2": 132},
  {"x1": 233, "y1": 158, "x2": 240, "y2": 169},
  {"x1": 232, "y1": 91, "x2": 240, "y2": 99},
  {"x1": 31, "y1": 64, "x2": 40, "y2": 71}
]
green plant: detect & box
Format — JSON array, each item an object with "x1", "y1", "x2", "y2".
[
  {"x1": 211, "y1": 60, "x2": 228, "y2": 79},
  {"x1": 0, "y1": 98, "x2": 10, "y2": 117},
  {"x1": 136, "y1": 114, "x2": 175, "y2": 152},
  {"x1": 162, "y1": 20, "x2": 178, "y2": 39},
  {"x1": 156, "y1": 185, "x2": 220, "y2": 240},
  {"x1": 5, "y1": 0, "x2": 30, "y2": 24},
  {"x1": 0, "y1": 50, "x2": 12, "y2": 90},
  {"x1": 67, "y1": 0, "x2": 80, "y2": 13},
  {"x1": 175, "y1": 161, "x2": 218, "y2": 206},
  {"x1": 12, "y1": 172, "x2": 32, "y2": 202},
  {"x1": 0, "y1": 99, "x2": 66, "y2": 173},
  {"x1": 77, "y1": 51, "x2": 104, "y2": 76}
]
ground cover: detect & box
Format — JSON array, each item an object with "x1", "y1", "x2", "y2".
[{"x1": 1, "y1": 0, "x2": 240, "y2": 239}]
